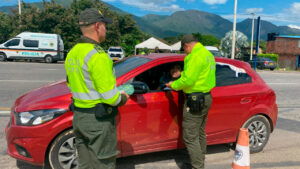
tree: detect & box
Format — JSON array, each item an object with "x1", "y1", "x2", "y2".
[{"x1": 220, "y1": 31, "x2": 249, "y2": 59}]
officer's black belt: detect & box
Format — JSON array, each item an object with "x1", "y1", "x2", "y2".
[
  {"x1": 73, "y1": 105, "x2": 96, "y2": 114},
  {"x1": 186, "y1": 91, "x2": 211, "y2": 97}
]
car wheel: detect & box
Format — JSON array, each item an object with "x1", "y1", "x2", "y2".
[
  {"x1": 48, "y1": 130, "x2": 78, "y2": 169},
  {"x1": 242, "y1": 115, "x2": 271, "y2": 153},
  {"x1": 0, "y1": 52, "x2": 7, "y2": 61},
  {"x1": 45, "y1": 55, "x2": 53, "y2": 63},
  {"x1": 270, "y1": 68, "x2": 275, "y2": 71}
]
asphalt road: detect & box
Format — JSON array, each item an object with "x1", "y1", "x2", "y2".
[{"x1": 1, "y1": 62, "x2": 300, "y2": 169}]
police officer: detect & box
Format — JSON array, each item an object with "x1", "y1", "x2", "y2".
[
  {"x1": 166, "y1": 34, "x2": 216, "y2": 169},
  {"x1": 65, "y1": 8, "x2": 129, "y2": 169}
]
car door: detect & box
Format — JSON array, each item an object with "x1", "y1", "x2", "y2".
[
  {"x1": 4, "y1": 39, "x2": 21, "y2": 58},
  {"x1": 206, "y1": 62, "x2": 255, "y2": 144},
  {"x1": 118, "y1": 61, "x2": 184, "y2": 156}
]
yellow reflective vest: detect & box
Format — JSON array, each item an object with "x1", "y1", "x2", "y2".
[
  {"x1": 171, "y1": 42, "x2": 216, "y2": 93},
  {"x1": 65, "y1": 37, "x2": 121, "y2": 108}
]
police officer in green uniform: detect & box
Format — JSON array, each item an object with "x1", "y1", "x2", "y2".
[
  {"x1": 166, "y1": 34, "x2": 216, "y2": 169},
  {"x1": 65, "y1": 8, "x2": 129, "y2": 169}
]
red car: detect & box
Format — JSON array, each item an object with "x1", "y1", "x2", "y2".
[{"x1": 5, "y1": 54, "x2": 278, "y2": 169}]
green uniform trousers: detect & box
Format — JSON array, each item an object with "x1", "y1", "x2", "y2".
[
  {"x1": 182, "y1": 93, "x2": 212, "y2": 169},
  {"x1": 72, "y1": 110, "x2": 119, "y2": 169}
]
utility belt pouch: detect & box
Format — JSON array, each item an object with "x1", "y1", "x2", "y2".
[
  {"x1": 186, "y1": 93, "x2": 205, "y2": 114},
  {"x1": 94, "y1": 103, "x2": 118, "y2": 119}
]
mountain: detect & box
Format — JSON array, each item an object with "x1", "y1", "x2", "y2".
[
  {"x1": 1, "y1": 2, "x2": 300, "y2": 40},
  {"x1": 236, "y1": 19, "x2": 300, "y2": 40},
  {"x1": 140, "y1": 10, "x2": 233, "y2": 38}
]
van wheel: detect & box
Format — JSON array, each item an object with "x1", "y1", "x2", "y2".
[
  {"x1": 242, "y1": 115, "x2": 271, "y2": 153},
  {"x1": 45, "y1": 55, "x2": 53, "y2": 63},
  {"x1": 0, "y1": 52, "x2": 7, "y2": 61},
  {"x1": 48, "y1": 130, "x2": 78, "y2": 169}
]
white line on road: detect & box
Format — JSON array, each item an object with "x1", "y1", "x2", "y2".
[
  {"x1": 267, "y1": 82, "x2": 298, "y2": 85},
  {"x1": 0, "y1": 80, "x2": 54, "y2": 83},
  {"x1": 0, "y1": 111, "x2": 10, "y2": 115}
]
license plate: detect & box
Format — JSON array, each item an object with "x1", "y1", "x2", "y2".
[{"x1": 270, "y1": 63, "x2": 273, "y2": 65}]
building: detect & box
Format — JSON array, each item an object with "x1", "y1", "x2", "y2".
[{"x1": 266, "y1": 34, "x2": 300, "y2": 69}]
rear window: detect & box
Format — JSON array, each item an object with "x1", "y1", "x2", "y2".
[
  {"x1": 23, "y1": 40, "x2": 39, "y2": 48},
  {"x1": 216, "y1": 63, "x2": 252, "y2": 87},
  {"x1": 114, "y1": 57, "x2": 151, "y2": 78}
]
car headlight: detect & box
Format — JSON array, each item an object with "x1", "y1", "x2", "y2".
[{"x1": 15, "y1": 109, "x2": 67, "y2": 126}]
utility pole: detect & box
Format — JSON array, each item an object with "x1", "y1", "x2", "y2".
[
  {"x1": 231, "y1": 0, "x2": 238, "y2": 59},
  {"x1": 254, "y1": 16, "x2": 261, "y2": 71},
  {"x1": 250, "y1": 13, "x2": 255, "y2": 60},
  {"x1": 18, "y1": 0, "x2": 22, "y2": 15}
]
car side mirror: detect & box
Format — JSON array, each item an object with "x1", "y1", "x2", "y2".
[{"x1": 131, "y1": 81, "x2": 149, "y2": 94}]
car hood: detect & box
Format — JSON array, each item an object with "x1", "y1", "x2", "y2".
[{"x1": 14, "y1": 80, "x2": 72, "y2": 113}]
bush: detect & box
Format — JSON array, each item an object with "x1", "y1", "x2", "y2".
[{"x1": 257, "y1": 53, "x2": 279, "y2": 63}]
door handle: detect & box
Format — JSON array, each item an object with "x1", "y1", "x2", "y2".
[{"x1": 240, "y1": 97, "x2": 252, "y2": 104}]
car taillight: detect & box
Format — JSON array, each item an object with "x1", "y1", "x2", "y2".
[{"x1": 264, "y1": 61, "x2": 268, "y2": 65}]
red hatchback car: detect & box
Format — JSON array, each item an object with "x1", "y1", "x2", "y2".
[{"x1": 5, "y1": 54, "x2": 278, "y2": 169}]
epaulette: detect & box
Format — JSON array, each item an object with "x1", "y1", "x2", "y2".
[{"x1": 94, "y1": 45, "x2": 105, "y2": 53}]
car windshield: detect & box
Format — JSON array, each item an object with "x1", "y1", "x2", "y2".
[
  {"x1": 109, "y1": 48, "x2": 122, "y2": 52},
  {"x1": 209, "y1": 50, "x2": 223, "y2": 57},
  {"x1": 114, "y1": 57, "x2": 151, "y2": 78}
]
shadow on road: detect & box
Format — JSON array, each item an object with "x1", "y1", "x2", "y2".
[
  {"x1": 117, "y1": 144, "x2": 231, "y2": 169},
  {"x1": 15, "y1": 144, "x2": 231, "y2": 169}
]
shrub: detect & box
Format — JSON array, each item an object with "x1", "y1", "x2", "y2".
[{"x1": 257, "y1": 53, "x2": 279, "y2": 63}]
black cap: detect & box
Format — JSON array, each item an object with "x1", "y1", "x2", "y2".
[
  {"x1": 79, "y1": 8, "x2": 112, "y2": 26},
  {"x1": 181, "y1": 34, "x2": 198, "y2": 51}
]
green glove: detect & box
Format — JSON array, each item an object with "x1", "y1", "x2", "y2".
[{"x1": 118, "y1": 84, "x2": 134, "y2": 95}]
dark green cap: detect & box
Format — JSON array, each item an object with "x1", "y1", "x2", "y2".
[
  {"x1": 79, "y1": 8, "x2": 112, "y2": 26},
  {"x1": 181, "y1": 34, "x2": 198, "y2": 51}
]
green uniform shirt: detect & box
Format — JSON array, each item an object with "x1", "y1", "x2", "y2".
[
  {"x1": 171, "y1": 42, "x2": 216, "y2": 93},
  {"x1": 65, "y1": 36, "x2": 121, "y2": 108}
]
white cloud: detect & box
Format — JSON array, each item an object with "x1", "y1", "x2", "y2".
[
  {"x1": 245, "y1": 8, "x2": 263, "y2": 14},
  {"x1": 290, "y1": 2, "x2": 300, "y2": 15},
  {"x1": 288, "y1": 25, "x2": 300, "y2": 30},
  {"x1": 202, "y1": 0, "x2": 227, "y2": 5},
  {"x1": 121, "y1": 0, "x2": 183, "y2": 12}
]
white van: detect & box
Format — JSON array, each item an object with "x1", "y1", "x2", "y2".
[
  {"x1": 108, "y1": 46, "x2": 125, "y2": 62},
  {"x1": 205, "y1": 46, "x2": 223, "y2": 57},
  {"x1": 0, "y1": 32, "x2": 64, "y2": 63}
]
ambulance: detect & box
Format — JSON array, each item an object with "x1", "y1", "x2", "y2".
[{"x1": 0, "y1": 32, "x2": 64, "y2": 63}]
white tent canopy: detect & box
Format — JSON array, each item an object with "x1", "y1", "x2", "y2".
[
  {"x1": 135, "y1": 37, "x2": 171, "y2": 54},
  {"x1": 171, "y1": 41, "x2": 181, "y2": 51}
]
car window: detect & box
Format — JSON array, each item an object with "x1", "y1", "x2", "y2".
[
  {"x1": 5, "y1": 39, "x2": 20, "y2": 47},
  {"x1": 23, "y1": 40, "x2": 39, "y2": 48},
  {"x1": 209, "y1": 50, "x2": 222, "y2": 57},
  {"x1": 114, "y1": 57, "x2": 151, "y2": 78},
  {"x1": 216, "y1": 63, "x2": 252, "y2": 87},
  {"x1": 132, "y1": 61, "x2": 183, "y2": 91}
]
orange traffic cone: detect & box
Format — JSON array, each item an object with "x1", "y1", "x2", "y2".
[{"x1": 232, "y1": 128, "x2": 250, "y2": 169}]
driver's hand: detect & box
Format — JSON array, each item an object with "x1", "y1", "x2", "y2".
[
  {"x1": 121, "y1": 91, "x2": 130, "y2": 99},
  {"x1": 165, "y1": 81, "x2": 172, "y2": 88}
]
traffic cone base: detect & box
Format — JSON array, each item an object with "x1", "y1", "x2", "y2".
[{"x1": 232, "y1": 128, "x2": 250, "y2": 169}]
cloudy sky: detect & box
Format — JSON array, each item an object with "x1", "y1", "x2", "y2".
[{"x1": 1, "y1": 0, "x2": 300, "y2": 29}]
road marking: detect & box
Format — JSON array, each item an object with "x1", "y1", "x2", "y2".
[
  {"x1": 0, "y1": 111, "x2": 10, "y2": 115},
  {"x1": 0, "y1": 80, "x2": 53, "y2": 83},
  {"x1": 0, "y1": 108, "x2": 10, "y2": 110},
  {"x1": 267, "y1": 82, "x2": 298, "y2": 85}
]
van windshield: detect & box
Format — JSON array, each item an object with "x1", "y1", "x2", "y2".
[{"x1": 109, "y1": 48, "x2": 122, "y2": 52}]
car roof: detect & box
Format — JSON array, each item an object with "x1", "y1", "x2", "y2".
[{"x1": 136, "y1": 53, "x2": 250, "y2": 68}]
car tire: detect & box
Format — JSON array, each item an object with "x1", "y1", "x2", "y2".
[
  {"x1": 45, "y1": 55, "x2": 54, "y2": 63},
  {"x1": 242, "y1": 115, "x2": 271, "y2": 153},
  {"x1": 48, "y1": 130, "x2": 78, "y2": 169},
  {"x1": 0, "y1": 52, "x2": 7, "y2": 61},
  {"x1": 270, "y1": 68, "x2": 274, "y2": 71}
]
